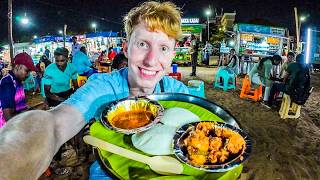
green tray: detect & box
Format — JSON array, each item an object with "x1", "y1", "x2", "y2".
[{"x1": 90, "y1": 93, "x2": 243, "y2": 180}]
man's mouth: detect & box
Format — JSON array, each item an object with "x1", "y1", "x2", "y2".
[{"x1": 139, "y1": 67, "x2": 158, "y2": 78}]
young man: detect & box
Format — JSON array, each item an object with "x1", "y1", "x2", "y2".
[
  {"x1": 226, "y1": 48, "x2": 240, "y2": 74},
  {"x1": 0, "y1": 1, "x2": 188, "y2": 179},
  {"x1": 72, "y1": 46, "x2": 97, "y2": 77},
  {"x1": 267, "y1": 54, "x2": 309, "y2": 107},
  {"x1": 190, "y1": 34, "x2": 199, "y2": 76},
  {"x1": 249, "y1": 55, "x2": 282, "y2": 104},
  {"x1": 43, "y1": 47, "x2": 78, "y2": 107},
  {"x1": 280, "y1": 52, "x2": 295, "y2": 79},
  {"x1": 0, "y1": 53, "x2": 36, "y2": 127},
  {"x1": 71, "y1": 36, "x2": 82, "y2": 58}
]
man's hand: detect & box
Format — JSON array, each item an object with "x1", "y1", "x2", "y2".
[{"x1": 0, "y1": 105, "x2": 85, "y2": 179}]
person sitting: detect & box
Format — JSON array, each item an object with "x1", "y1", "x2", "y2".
[
  {"x1": 249, "y1": 55, "x2": 282, "y2": 105},
  {"x1": 223, "y1": 48, "x2": 240, "y2": 75},
  {"x1": 107, "y1": 47, "x2": 117, "y2": 61},
  {"x1": 267, "y1": 54, "x2": 310, "y2": 107},
  {"x1": 43, "y1": 47, "x2": 79, "y2": 107},
  {"x1": 0, "y1": 53, "x2": 36, "y2": 127},
  {"x1": 0, "y1": 1, "x2": 188, "y2": 179},
  {"x1": 97, "y1": 50, "x2": 107, "y2": 62},
  {"x1": 111, "y1": 53, "x2": 128, "y2": 71},
  {"x1": 72, "y1": 46, "x2": 97, "y2": 77},
  {"x1": 279, "y1": 52, "x2": 295, "y2": 79}
]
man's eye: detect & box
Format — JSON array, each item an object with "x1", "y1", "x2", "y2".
[
  {"x1": 161, "y1": 46, "x2": 169, "y2": 53},
  {"x1": 137, "y1": 41, "x2": 148, "y2": 49}
]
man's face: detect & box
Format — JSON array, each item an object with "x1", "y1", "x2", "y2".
[
  {"x1": 125, "y1": 23, "x2": 176, "y2": 89},
  {"x1": 72, "y1": 38, "x2": 77, "y2": 44},
  {"x1": 55, "y1": 55, "x2": 68, "y2": 68},
  {"x1": 287, "y1": 55, "x2": 294, "y2": 62},
  {"x1": 16, "y1": 64, "x2": 30, "y2": 81},
  {"x1": 230, "y1": 50, "x2": 235, "y2": 55}
]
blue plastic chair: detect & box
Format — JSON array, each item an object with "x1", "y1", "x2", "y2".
[
  {"x1": 214, "y1": 67, "x2": 236, "y2": 91},
  {"x1": 89, "y1": 161, "x2": 113, "y2": 180},
  {"x1": 40, "y1": 78, "x2": 46, "y2": 98},
  {"x1": 187, "y1": 80, "x2": 205, "y2": 98}
]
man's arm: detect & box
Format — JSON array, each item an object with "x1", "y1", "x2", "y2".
[
  {"x1": 2, "y1": 108, "x2": 15, "y2": 121},
  {"x1": 0, "y1": 104, "x2": 85, "y2": 179},
  {"x1": 44, "y1": 85, "x2": 65, "y2": 102}
]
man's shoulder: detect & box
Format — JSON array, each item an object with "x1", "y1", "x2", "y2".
[
  {"x1": 287, "y1": 63, "x2": 300, "y2": 71},
  {"x1": 0, "y1": 74, "x2": 14, "y2": 87},
  {"x1": 88, "y1": 69, "x2": 126, "y2": 83},
  {"x1": 161, "y1": 75, "x2": 188, "y2": 93},
  {"x1": 45, "y1": 63, "x2": 56, "y2": 71}
]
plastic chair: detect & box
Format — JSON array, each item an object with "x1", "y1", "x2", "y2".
[
  {"x1": 77, "y1": 75, "x2": 88, "y2": 87},
  {"x1": 40, "y1": 78, "x2": 46, "y2": 98},
  {"x1": 239, "y1": 75, "x2": 262, "y2": 102},
  {"x1": 187, "y1": 80, "x2": 205, "y2": 98},
  {"x1": 279, "y1": 94, "x2": 301, "y2": 119},
  {"x1": 214, "y1": 68, "x2": 236, "y2": 91},
  {"x1": 168, "y1": 72, "x2": 182, "y2": 81}
]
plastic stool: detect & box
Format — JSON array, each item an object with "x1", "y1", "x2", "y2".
[
  {"x1": 279, "y1": 94, "x2": 301, "y2": 119},
  {"x1": 188, "y1": 80, "x2": 205, "y2": 98},
  {"x1": 168, "y1": 72, "x2": 182, "y2": 81},
  {"x1": 239, "y1": 75, "x2": 263, "y2": 102},
  {"x1": 40, "y1": 78, "x2": 46, "y2": 98},
  {"x1": 77, "y1": 75, "x2": 88, "y2": 87},
  {"x1": 214, "y1": 68, "x2": 236, "y2": 91},
  {"x1": 89, "y1": 161, "x2": 113, "y2": 180}
]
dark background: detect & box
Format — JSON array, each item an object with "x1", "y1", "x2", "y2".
[{"x1": 0, "y1": 0, "x2": 319, "y2": 43}]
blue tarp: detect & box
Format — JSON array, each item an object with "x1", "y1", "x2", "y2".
[{"x1": 85, "y1": 32, "x2": 119, "y2": 38}]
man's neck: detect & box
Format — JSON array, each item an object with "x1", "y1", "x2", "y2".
[
  {"x1": 127, "y1": 73, "x2": 154, "y2": 96},
  {"x1": 129, "y1": 87, "x2": 154, "y2": 97}
]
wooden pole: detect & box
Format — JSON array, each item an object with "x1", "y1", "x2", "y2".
[
  {"x1": 294, "y1": 7, "x2": 299, "y2": 52},
  {"x1": 8, "y1": 0, "x2": 14, "y2": 65},
  {"x1": 63, "y1": 24, "x2": 67, "y2": 48}
]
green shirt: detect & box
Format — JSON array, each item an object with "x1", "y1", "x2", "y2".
[
  {"x1": 280, "y1": 61, "x2": 294, "y2": 78},
  {"x1": 286, "y1": 62, "x2": 303, "y2": 89},
  {"x1": 249, "y1": 59, "x2": 273, "y2": 87},
  {"x1": 43, "y1": 63, "x2": 78, "y2": 93}
]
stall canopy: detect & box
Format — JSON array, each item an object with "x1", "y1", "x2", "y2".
[
  {"x1": 85, "y1": 32, "x2": 119, "y2": 38},
  {"x1": 235, "y1": 23, "x2": 286, "y2": 38},
  {"x1": 33, "y1": 35, "x2": 72, "y2": 44}
]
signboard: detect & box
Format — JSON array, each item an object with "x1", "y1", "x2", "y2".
[
  {"x1": 181, "y1": 24, "x2": 203, "y2": 34},
  {"x1": 236, "y1": 23, "x2": 285, "y2": 37},
  {"x1": 181, "y1": 18, "x2": 200, "y2": 24},
  {"x1": 33, "y1": 35, "x2": 71, "y2": 44}
]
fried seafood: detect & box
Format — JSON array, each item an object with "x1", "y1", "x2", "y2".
[
  {"x1": 184, "y1": 129, "x2": 209, "y2": 152},
  {"x1": 183, "y1": 122, "x2": 246, "y2": 166}
]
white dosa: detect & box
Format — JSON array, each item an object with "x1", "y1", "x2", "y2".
[{"x1": 132, "y1": 107, "x2": 200, "y2": 155}]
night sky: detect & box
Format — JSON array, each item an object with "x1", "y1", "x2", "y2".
[{"x1": 0, "y1": 0, "x2": 319, "y2": 43}]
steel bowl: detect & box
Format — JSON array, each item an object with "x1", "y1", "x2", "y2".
[{"x1": 100, "y1": 96, "x2": 164, "y2": 134}]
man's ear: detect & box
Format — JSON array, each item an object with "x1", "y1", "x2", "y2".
[{"x1": 123, "y1": 44, "x2": 128, "y2": 58}]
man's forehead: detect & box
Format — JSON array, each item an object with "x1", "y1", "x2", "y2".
[{"x1": 131, "y1": 23, "x2": 174, "y2": 42}]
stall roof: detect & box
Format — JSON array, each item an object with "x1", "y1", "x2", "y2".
[
  {"x1": 235, "y1": 23, "x2": 286, "y2": 37},
  {"x1": 85, "y1": 31, "x2": 119, "y2": 38},
  {"x1": 33, "y1": 35, "x2": 72, "y2": 44}
]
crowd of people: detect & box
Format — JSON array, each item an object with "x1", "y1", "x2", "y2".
[{"x1": 0, "y1": 1, "x2": 313, "y2": 179}]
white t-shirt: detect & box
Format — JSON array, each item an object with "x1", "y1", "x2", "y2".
[{"x1": 71, "y1": 43, "x2": 82, "y2": 57}]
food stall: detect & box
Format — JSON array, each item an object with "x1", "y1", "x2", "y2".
[
  {"x1": 85, "y1": 31, "x2": 122, "y2": 61},
  {"x1": 32, "y1": 35, "x2": 73, "y2": 63},
  {"x1": 173, "y1": 18, "x2": 205, "y2": 64},
  {"x1": 233, "y1": 23, "x2": 287, "y2": 57}
]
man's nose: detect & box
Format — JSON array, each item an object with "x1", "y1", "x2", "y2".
[{"x1": 143, "y1": 47, "x2": 159, "y2": 67}]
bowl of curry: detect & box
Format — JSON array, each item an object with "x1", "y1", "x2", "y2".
[{"x1": 101, "y1": 97, "x2": 164, "y2": 134}]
